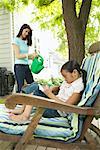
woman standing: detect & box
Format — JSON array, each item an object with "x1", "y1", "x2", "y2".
[{"x1": 12, "y1": 24, "x2": 38, "y2": 93}]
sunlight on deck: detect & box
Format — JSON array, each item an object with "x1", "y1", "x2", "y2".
[{"x1": 0, "y1": 141, "x2": 61, "y2": 150}]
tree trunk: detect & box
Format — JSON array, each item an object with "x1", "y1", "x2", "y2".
[
  {"x1": 66, "y1": 19, "x2": 85, "y2": 64},
  {"x1": 62, "y1": 0, "x2": 92, "y2": 64}
]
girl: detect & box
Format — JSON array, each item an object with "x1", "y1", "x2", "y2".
[
  {"x1": 12, "y1": 24, "x2": 38, "y2": 93},
  {"x1": 9, "y1": 60, "x2": 86, "y2": 121}
]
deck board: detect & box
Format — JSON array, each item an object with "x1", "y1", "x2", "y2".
[
  {"x1": 46, "y1": 148, "x2": 57, "y2": 150},
  {"x1": 0, "y1": 141, "x2": 63, "y2": 150},
  {"x1": 36, "y1": 146, "x2": 46, "y2": 150},
  {"x1": 0, "y1": 139, "x2": 100, "y2": 150},
  {"x1": 0, "y1": 141, "x2": 60, "y2": 150},
  {"x1": 0, "y1": 141, "x2": 14, "y2": 150},
  {"x1": 25, "y1": 144, "x2": 38, "y2": 150}
]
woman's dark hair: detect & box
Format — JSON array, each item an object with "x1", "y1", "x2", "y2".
[
  {"x1": 61, "y1": 60, "x2": 87, "y2": 88},
  {"x1": 17, "y1": 24, "x2": 32, "y2": 46}
]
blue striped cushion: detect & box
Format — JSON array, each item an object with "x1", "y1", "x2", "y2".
[
  {"x1": 0, "y1": 105, "x2": 73, "y2": 141},
  {"x1": 78, "y1": 53, "x2": 100, "y2": 106}
]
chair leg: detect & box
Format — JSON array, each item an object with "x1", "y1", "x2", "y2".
[
  {"x1": 85, "y1": 130, "x2": 97, "y2": 150},
  {"x1": 14, "y1": 107, "x2": 45, "y2": 150}
]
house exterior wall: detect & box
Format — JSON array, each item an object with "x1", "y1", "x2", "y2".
[{"x1": 0, "y1": 8, "x2": 14, "y2": 71}]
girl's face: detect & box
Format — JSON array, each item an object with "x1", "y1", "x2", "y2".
[
  {"x1": 61, "y1": 69, "x2": 80, "y2": 84},
  {"x1": 21, "y1": 28, "x2": 30, "y2": 39}
]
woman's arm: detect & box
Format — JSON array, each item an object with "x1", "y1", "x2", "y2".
[
  {"x1": 28, "y1": 52, "x2": 38, "y2": 60},
  {"x1": 13, "y1": 44, "x2": 28, "y2": 59},
  {"x1": 13, "y1": 44, "x2": 38, "y2": 60}
]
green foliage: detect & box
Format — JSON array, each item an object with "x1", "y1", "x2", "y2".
[
  {"x1": 0, "y1": 0, "x2": 16, "y2": 11},
  {"x1": 75, "y1": 0, "x2": 100, "y2": 52},
  {"x1": 32, "y1": 0, "x2": 62, "y2": 29},
  {"x1": 51, "y1": 77, "x2": 63, "y2": 86},
  {"x1": 0, "y1": 0, "x2": 31, "y2": 11},
  {"x1": 32, "y1": 0, "x2": 67, "y2": 56},
  {"x1": 85, "y1": 0, "x2": 100, "y2": 51},
  {"x1": 0, "y1": 99, "x2": 5, "y2": 104},
  {"x1": 0, "y1": 0, "x2": 100, "y2": 55},
  {"x1": 34, "y1": 0, "x2": 54, "y2": 7},
  {"x1": 37, "y1": 77, "x2": 63, "y2": 86},
  {"x1": 32, "y1": 0, "x2": 100, "y2": 56},
  {"x1": 75, "y1": 0, "x2": 82, "y2": 17},
  {"x1": 33, "y1": 0, "x2": 100, "y2": 56}
]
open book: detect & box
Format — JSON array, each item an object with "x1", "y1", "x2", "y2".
[{"x1": 38, "y1": 84, "x2": 44, "y2": 92}]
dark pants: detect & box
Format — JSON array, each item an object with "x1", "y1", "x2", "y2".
[
  {"x1": 14, "y1": 64, "x2": 34, "y2": 93},
  {"x1": 22, "y1": 82, "x2": 60, "y2": 118}
]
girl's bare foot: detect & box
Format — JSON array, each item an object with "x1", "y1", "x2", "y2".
[
  {"x1": 9, "y1": 113, "x2": 29, "y2": 122},
  {"x1": 7, "y1": 108, "x2": 24, "y2": 114}
]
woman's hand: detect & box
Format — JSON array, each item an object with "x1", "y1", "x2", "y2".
[
  {"x1": 29, "y1": 52, "x2": 38, "y2": 60},
  {"x1": 33, "y1": 52, "x2": 38, "y2": 58}
]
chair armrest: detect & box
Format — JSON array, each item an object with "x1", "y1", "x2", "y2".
[{"x1": 5, "y1": 93, "x2": 100, "y2": 116}]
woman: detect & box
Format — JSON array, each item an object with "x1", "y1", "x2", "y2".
[{"x1": 12, "y1": 24, "x2": 38, "y2": 93}]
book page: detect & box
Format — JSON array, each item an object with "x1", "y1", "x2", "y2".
[{"x1": 38, "y1": 84, "x2": 44, "y2": 92}]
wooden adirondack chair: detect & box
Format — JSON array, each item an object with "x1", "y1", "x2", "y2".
[{"x1": 0, "y1": 42, "x2": 100, "y2": 150}]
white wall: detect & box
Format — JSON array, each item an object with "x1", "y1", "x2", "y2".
[{"x1": 0, "y1": 8, "x2": 13, "y2": 71}]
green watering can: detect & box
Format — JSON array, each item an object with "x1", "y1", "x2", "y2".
[{"x1": 31, "y1": 55, "x2": 44, "y2": 74}]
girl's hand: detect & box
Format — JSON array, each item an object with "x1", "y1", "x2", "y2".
[
  {"x1": 43, "y1": 85, "x2": 52, "y2": 96},
  {"x1": 43, "y1": 85, "x2": 60, "y2": 101}
]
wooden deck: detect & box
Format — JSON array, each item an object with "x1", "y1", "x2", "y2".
[
  {"x1": 0, "y1": 141, "x2": 62, "y2": 150},
  {"x1": 0, "y1": 138, "x2": 99, "y2": 150}
]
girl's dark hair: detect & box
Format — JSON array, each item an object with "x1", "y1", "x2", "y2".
[
  {"x1": 61, "y1": 60, "x2": 87, "y2": 88},
  {"x1": 17, "y1": 24, "x2": 32, "y2": 46}
]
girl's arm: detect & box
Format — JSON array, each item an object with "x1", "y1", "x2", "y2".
[
  {"x1": 43, "y1": 85, "x2": 58, "y2": 100},
  {"x1": 44, "y1": 86, "x2": 81, "y2": 105},
  {"x1": 50, "y1": 86, "x2": 60, "y2": 94},
  {"x1": 65, "y1": 93, "x2": 81, "y2": 105},
  {"x1": 44, "y1": 88, "x2": 61, "y2": 102},
  {"x1": 49, "y1": 92, "x2": 81, "y2": 105},
  {"x1": 43, "y1": 86, "x2": 63, "y2": 102}
]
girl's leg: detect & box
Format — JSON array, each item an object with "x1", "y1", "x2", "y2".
[
  {"x1": 43, "y1": 109, "x2": 60, "y2": 118},
  {"x1": 22, "y1": 82, "x2": 39, "y2": 94},
  {"x1": 10, "y1": 105, "x2": 33, "y2": 122},
  {"x1": 34, "y1": 89, "x2": 49, "y2": 97},
  {"x1": 34, "y1": 90, "x2": 60, "y2": 118},
  {"x1": 10, "y1": 89, "x2": 60, "y2": 122},
  {"x1": 9, "y1": 84, "x2": 40, "y2": 121}
]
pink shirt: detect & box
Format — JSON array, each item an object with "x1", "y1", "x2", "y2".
[
  {"x1": 57, "y1": 77, "x2": 84, "y2": 117},
  {"x1": 57, "y1": 77, "x2": 84, "y2": 102}
]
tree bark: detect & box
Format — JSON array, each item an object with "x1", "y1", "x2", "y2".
[{"x1": 62, "y1": 0, "x2": 92, "y2": 64}]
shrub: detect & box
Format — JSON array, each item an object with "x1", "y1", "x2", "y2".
[{"x1": 37, "y1": 77, "x2": 63, "y2": 86}]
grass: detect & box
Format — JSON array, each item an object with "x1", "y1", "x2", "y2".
[{"x1": 0, "y1": 98, "x2": 6, "y2": 104}]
